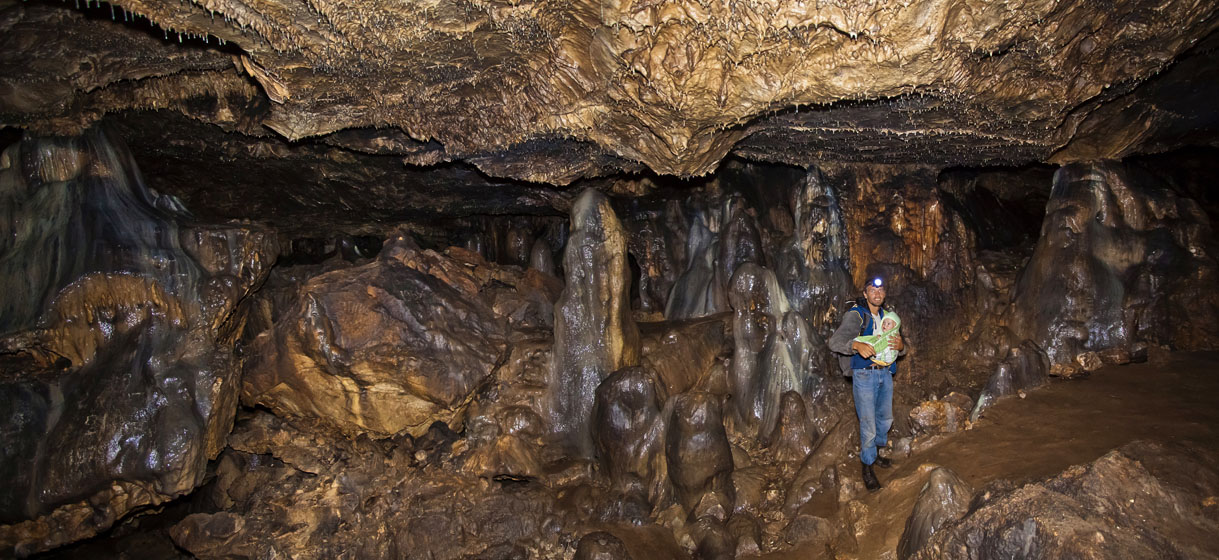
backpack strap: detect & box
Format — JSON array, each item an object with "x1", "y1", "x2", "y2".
[{"x1": 850, "y1": 300, "x2": 871, "y2": 337}]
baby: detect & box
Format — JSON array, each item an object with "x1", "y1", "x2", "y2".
[{"x1": 854, "y1": 311, "x2": 901, "y2": 366}]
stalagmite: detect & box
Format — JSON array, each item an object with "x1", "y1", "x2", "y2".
[
  {"x1": 1, "y1": 0, "x2": 1218, "y2": 549},
  {"x1": 666, "y1": 392, "x2": 734, "y2": 515},
  {"x1": 727, "y1": 263, "x2": 818, "y2": 440},
  {"x1": 665, "y1": 216, "x2": 721, "y2": 320},
  {"x1": 773, "y1": 168, "x2": 851, "y2": 324},
  {"x1": 551, "y1": 188, "x2": 640, "y2": 456},
  {"x1": 897, "y1": 467, "x2": 973, "y2": 560},
  {"x1": 592, "y1": 366, "x2": 670, "y2": 510},
  {"x1": 970, "y1": 340, "x2": 1050, "y2": 421}
]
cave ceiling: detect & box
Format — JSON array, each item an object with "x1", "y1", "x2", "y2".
[{"x1": 1, "y1": 0, "x2": 1218, "y2": 229}]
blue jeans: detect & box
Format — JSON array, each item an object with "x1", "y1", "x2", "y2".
[{"x1": 852, "y1": 369, "x2": 893, "y2": 466}]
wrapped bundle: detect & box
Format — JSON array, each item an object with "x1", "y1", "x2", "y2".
[{"x1": 854, "y1": 312, "x2": 901, "y2": 366}]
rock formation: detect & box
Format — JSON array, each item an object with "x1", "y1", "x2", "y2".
[
  {"x1": 2, "y1": 0, "x2": 1216, "y2": 188},
  {"x1": 0, "y1": 129, "x2": 276, "y2": 555},
  {"x1": 241, "y1": 241, "x2": 509, "y2": 437},
  {"x1": 897, "y1": 467, "x2": 974, "y2": 559},
  {"x1": 911, "y1": 441, "x2": 1219, "y2": 559},
  {"x1": 592, "y1": 366, "x2": 670, "y2": 509},
  {"x1": 1009, "y1": 161, "x2": 1219, "y2": 365},
  {"x1": 551, "y1": 188, "x2": 641, "y2": 455},
  {"x1": 0, "y1": 0, "x2": 1217, "y2": 557},
  {"x1": 970, "y1": 340, "x2": 1050, "y2": 421}
]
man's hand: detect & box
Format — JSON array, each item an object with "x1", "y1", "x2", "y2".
[
  {"x1": 852, "y1": 340, "x2": 875, "y2": 358},
  {"x1": 892, "y1": 334, "x2": 904, "y2": 352}
]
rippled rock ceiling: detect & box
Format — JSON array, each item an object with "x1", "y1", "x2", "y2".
[
  {"x1": 2, "y1": 0, "x2": 1219, "y2": 558},
  {"x1": 3, "y1": 0, "x2": 1218, "y2": 197}
]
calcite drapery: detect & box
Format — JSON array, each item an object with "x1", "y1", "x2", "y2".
[
  {"x1": 4, "y1": 0, "x2": 1216, "y2": 185},
  {"x1": 664, "y1": 193, "x2": 765, "y2": 321},
  {"x1": 773, "y1": 168, "x2": 852, "y2": 326},
  {"x1": 727, "y1": 263, "x2": 818, "y2": 440}
]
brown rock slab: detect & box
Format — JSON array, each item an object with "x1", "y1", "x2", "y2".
[{"x1": 242, "y1": 253, "x2": 507, "y2": 437}]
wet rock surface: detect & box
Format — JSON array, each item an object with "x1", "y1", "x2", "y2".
[
  {"x1": 911, "y1": 441, "x2": 1219, "y2": 560},
  {"x1": 908, "y1": 392, "x2": 973, "y2": 436},
  {"x1": 1007, "y1": 161, "x2": 1219, "y2": 365},
  {"x1": 551, "y1": 188, "x2": 641, "y2": 455},
  {"x1": 3, "y1": 0, "x2": 1217, "y2": 193},
  {"x1": 3, "y1": 124, "x2": 1219, "y2": 560},
  {"x1": 896, "y1": 467, "x2": 973, "y2": 559},
  {"x1": 592, "y1": 366, "x2": 670, "y2": 508},
  {"x1": 171, "y1": 411, "x2": 566, "y2": 560},
  {"x1": 666, "y1": 393, "x2": 735, "y2": 515},
  {"x1": 0, "y1": 129, "x2": 277, "y2": 555},
  {"x1": 971, "y1": 340, "x2": 1050, "y2": 421},
  {"x1": 241, "y1": 241, "x2": 508, "y2": 437}
]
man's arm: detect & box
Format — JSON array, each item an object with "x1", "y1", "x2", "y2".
[{"x1": 828, "y1": 310, "x2": 865, "y2": 356}]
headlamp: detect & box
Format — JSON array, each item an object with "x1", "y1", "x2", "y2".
[{"x1": 870, "y1": 277, "x2": 884, "y2": 288}]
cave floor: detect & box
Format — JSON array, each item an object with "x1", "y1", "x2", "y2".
[
  {"x1": 756, "y1": 350, "x2": 1219, "y2": 560},
  {"x1": 35, "y1": 352, "x2": 1219, "y2": 560}
]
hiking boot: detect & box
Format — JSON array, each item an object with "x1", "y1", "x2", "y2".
[
  {"x1": 862, "y1": 463, "x2": 882, "y2": 491},
  {"x1": 874, "y1": 456, "x2": 892, "y2": 469}
]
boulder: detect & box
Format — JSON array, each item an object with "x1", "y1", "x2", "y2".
[
  {"x1": 908, "y1": 399, "x2": 969, "y2": 436},
  {"x1": 242, "y1": 253, "x2": 507, "y2": 437},
  {"x1": 912, "y1": 441, "x2": 1219, "y2": 559},
  {"x1": 897, "y1": 467, "x2": 973, "y2": 559},
  {"x1": 575, "y1": 531, "x2": 634, "y2": 560}
]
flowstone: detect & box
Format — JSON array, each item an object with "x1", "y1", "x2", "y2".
[
  {"x1": 1009, "y1": 161, "x2": 1219, "y2": 365},
  {"x1": 0, "y1": 129, "x2": 276, "y2": 555}
]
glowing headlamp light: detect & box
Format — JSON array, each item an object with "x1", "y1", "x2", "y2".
[{"x1": 870, "y1": 277, "x2": 884, "y2": 288}]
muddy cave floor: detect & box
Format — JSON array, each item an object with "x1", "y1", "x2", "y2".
[
  {"x1": 44, "y1": 351, "x2": 1219, "y2": 559},
  {"x1": 757, "y1": 349, "x2": 1219, "y2": 560}
]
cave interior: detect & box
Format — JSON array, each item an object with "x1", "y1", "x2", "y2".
[{"x1": 2, "y1": 0, "x2": 1219, "y2": 558}]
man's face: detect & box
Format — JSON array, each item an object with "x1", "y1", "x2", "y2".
[{"x1": 865, "y1": 284, "x2": 886, "y2": 307}]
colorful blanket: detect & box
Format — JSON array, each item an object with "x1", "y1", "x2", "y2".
[{"x1": 854, "y1": 311, "x2": 901, "y2": 366}]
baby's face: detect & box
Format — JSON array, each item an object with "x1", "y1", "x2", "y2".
[{"x1": 881, "y1": 318, "x2": 897, "y2": 330}]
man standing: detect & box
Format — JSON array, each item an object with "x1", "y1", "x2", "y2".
[{"x1": 828, "y1": 275, "x2": 904, "y2": 491}]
